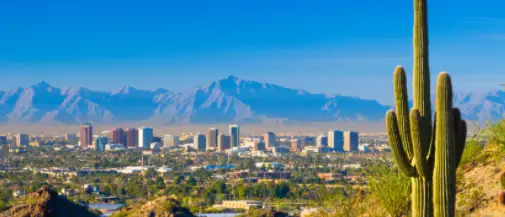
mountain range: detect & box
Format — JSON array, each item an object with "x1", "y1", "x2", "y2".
[{"x1": 0, "y1": 75, "x2": 501, "y2": 125}]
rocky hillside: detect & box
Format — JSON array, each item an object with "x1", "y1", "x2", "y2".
[
  {"x1": 0, "y1": 187, "x2": 99, "y2": 217},
  {"x1": 110, "y1": 196, "x2": 195, "y2": 217}
]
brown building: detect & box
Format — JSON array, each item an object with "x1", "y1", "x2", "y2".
[
  {"x1": 218, "y1": 134, "x2": 231, "y2": 152},
  {"x1": 109, "y1": 128, "x2": 126, "y2": 145},
  {"x1": 207, "y1": 128, "x2": 218, "y2": 149},
  {"x1": 125, "y1": 128, "x2": 138, "y2": 148},
  {"x1": 79, "y1": 123, "x2": 93, "y2": 147},
  {"x1": 290, "y1": 139, "x2": 303, "y2": 152},
  {"x1": 264, "y1": 132, "x2": 276, "y2": 150}
]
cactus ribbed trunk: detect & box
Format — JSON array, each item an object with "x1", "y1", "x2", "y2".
[
  {"x1": 433, "y1": 73, "x2": 456, "y2": 217},
  {"x1": 412, "y1": 177, "x2": 432, "y2": 217}
]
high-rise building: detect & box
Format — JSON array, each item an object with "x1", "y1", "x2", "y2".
[
  {"x1": 125, "y1": 128, "x2": 138, "y2": 148},
  {"x1": 328, "y1": 130, "x2": 344, "y2": 152},
  {"x1": 163, "y1": 135, "x2": 180, "y2": 147},
  {"x1": 229, "y1": 124, "x2": 240, "y2": 147},
  {"x1": 218, "y1": 134, "x2": 231, "y2": 152},
  {"x1": 0, "y1": 136, "x2": 7, "y2": 145},
  {"x1": 138, "y1": 127, "x2": 153, "y2": 149},
  {"x1": 80, "y1": 123, "x2": 93, "y2": 148},
  {"x1": 207, "y1": 128, "x2": 218, "y2": 149},
  {"x1": 344, "y1": 131, "x2": 359, "y2": 152},
  {"x1": 316, "y1": 135, "x2": 328, "y2": 148},
  {"x1": 264, "y1": 132, "x2": 276, "y2": 150},
  {"x1": 95, "y1": 136, "x2": 109, "y2": 152},
  {"x1": 109, "y1": 128, "x2": 126, "y2": 145},
  {"x1": 290, "y1": 139, "x2": 303, "y2": 152},
  {"x1": 65, "y1": 133, "x2": 78, "y2": 144},
  {"x1": 16, "y1": 134, "x2": 29, "y2": 146},
  {"x1": 253, "y1": 141, "x2": 266, "y2": 151},
  {"x1": 194, "y1": 134, "x2": 206, "y2": 151}
]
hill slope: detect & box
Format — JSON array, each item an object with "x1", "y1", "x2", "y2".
[{"x1": 0, "y1": 187, "x2": 99, "y2": 217}]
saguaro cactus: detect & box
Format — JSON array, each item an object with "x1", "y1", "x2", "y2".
[{"x1": 386, "y1": 0, "x2": 466, "y2": 217}]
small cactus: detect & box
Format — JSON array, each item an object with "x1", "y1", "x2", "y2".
[{"x1": 498, "y1": 191, "x2": 505, "y2": 205}]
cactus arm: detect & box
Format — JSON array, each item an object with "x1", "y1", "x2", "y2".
[
  {"x1": 394, "y1": 66, "x2": 414, "y2": 160},
  {"x1": 387, "y1": 110, "x2": 417, "y2": 177},
  {"x1": 452, "y1": 108, "x2": 467, "y2": 166},
  {"x1": 426, "y1": 112, "x2": 436, "y2": 177},
  {"x1": 455, "y1": 121, "x2": 467, "y2": 166},
  {"x1": 433, "y1": 72, "x2": 456, "y2": 217},
  {"x1": 410, "y1": 108, "x2": 430, "y2": 177}
]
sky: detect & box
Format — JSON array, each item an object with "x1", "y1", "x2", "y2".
[{"x1": 1, "y1": 0, "x2": 505, "y2": 104}]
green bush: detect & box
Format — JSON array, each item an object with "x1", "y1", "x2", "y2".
[{"x1": 366, "y1": 162, "x2": 411, "y2": 217}]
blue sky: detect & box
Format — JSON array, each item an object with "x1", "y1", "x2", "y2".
[{"x1": 1, "y1": 0, "x2": 505, "y2": 104}]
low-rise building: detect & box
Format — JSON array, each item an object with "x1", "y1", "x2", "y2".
[{"x1": 213, "y1": 200, "x2": 262, "y2": 210}]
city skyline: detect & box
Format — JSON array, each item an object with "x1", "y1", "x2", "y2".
[{"x1": 2, "y1": 1, "x2": 504, "y2": 104}]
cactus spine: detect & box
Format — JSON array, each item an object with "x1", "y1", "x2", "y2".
[{"x1": 386, "y1": 0, "x2": 466, "y2": 217}]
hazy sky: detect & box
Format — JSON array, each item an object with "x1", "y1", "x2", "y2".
[{"x1": 1, "y1": 0, "x2": 505, "y2": 104}]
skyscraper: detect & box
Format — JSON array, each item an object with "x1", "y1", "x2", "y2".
[
  {"x1": 16, "y1": 134, "x2": 29, "y2": 146},
  {"x1": 125, "y1": 128, "x2": 138, "y2": 148},
  {"x1": 194, "y1": 134, "x2": 206, "y2": 151},
  {"x1": 344, "y1": 131, "x2": 359, "y2": 152},
  {"x1": 207, "y1": 128, "x2": 218, "y2": 149},
  {"x1": 290, "y1": 139, "x2": 303, "y2": 152},
  {"x1": 109, "y1": 128, "x2": 126, "y2": 145},
  {"x1": 316, "y1": 135, "x2": 328, "y2": 148},
  {"x1": 328, "y1": 130, "x2": 344, "y2": 152},
  {"x1": 264, "y1": 132, "x2": 276, "y2": 150},
  {"x1": 138, "y1": 127, "x2": 153, "y2": 149},
  {"x1": 218, "y1": 134, "x2": 231, "y2": 152},
  {"x1": 229, "y1": 124, "x2": 240, "y2": 147},
  {"x1": 80, "y1": 123, "x2": 93, "y2": 148}
]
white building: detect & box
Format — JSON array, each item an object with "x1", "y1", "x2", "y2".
[
  {"x1": 163, "y1": 134, "x2": 180, "y2": 147},
  {"x1": 328, "y1": 130, "x2": 344, "y2": 152},
  {"x1": 138, "y1": 127, "x2": 153, "y2": 149}
]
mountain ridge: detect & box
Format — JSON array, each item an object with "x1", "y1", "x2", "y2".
[{"x1": 0, "y1": 76, "x2": 501, "y2": 124}]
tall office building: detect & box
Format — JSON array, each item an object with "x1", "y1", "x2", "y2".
[
  {"x1": 163, "y1": 135, "x2": 180, "y2": 147},
  {"x1": 80, "y1": 123, "x2": 93, "y2": 148},
  {"x1": 264, "y1": 132, "x2": 276, "y2": 150},
  {"x1": 229, "y1": 124, "x2": 240, "y2": 147},
  {"x1": 207, "y1": 128, "x2": 219, "y2": 149},
  {"x1": 328, "y1": 130, "x2": 344, "y2": 152},
  {"x1": 217, "y1": 134, "x2": 231, "y2": 152},
  {"x1": 194, "y1": 134, "x2": 207, "y2": 151},
  {"x1": 16, "y1": 134, "x2": 29, "y2": 146},
  {"x1": 344, "y1": 131, "x2": 359, "y2": 152},
  {"x1": 138, "y1": 127, "x2": 153, "y2": 149},
  {"x1": 109, "y1": 128, "x2": 126, "y2": 145},
  {"x1": 290, "y1": 139, "x2": 303, "y2": 152},
  {"x1": 125, "y1": 128, "x2": 138, "y2": 148},
  {"x1": 316, "y1": 135, "x2": 328, "y2": 148}
]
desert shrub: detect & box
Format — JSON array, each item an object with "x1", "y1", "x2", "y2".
[
  {"x1": 457, "y1": 181, "x2": 486, "y2": 213},
  {"x1": 459, "y1": 126, "x2": 485, "y2": 166},
  {"x1": 366, "y1": 161, "x2": 411, "y2": 217}
]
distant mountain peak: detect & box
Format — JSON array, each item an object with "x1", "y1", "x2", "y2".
[
  {"x1": 112, "y1": 85, "x2": 138, "y2": 95},
  {"x1": 31, "y1": 80, "x2": 52, "y2": 89}
]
